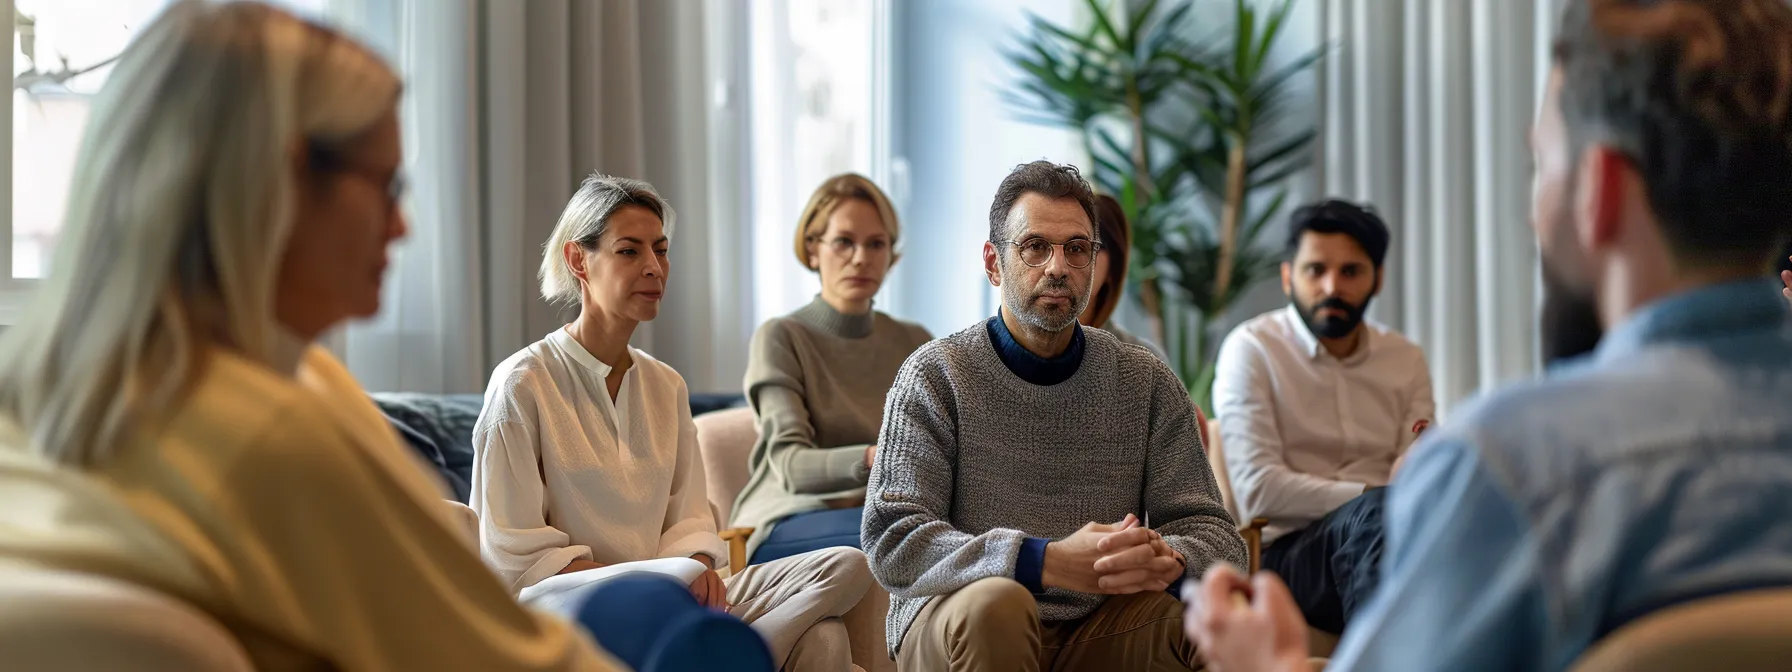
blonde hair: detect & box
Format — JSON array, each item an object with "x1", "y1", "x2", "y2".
[
  {"x1": 539, "y1": 173, "x2": 677, "y2": 306},
  {"x1": 0, "y1": 1, "x2": 401, "y2": 466},
  {"x1": 792, "y1": 173, "x2": 902, "y2": 269}
]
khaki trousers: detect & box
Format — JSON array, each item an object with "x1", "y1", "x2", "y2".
[
  {"x1": 726, "y1": 546, "x2": 874, "y2": 672},
  {"x1": 899, "y1": 577, "x2": 1200, "y2": 671}
]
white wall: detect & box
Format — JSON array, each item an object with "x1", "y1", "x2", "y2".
[{"x1": 886, "y1": 0, "x2": 1083, "y2": 336}]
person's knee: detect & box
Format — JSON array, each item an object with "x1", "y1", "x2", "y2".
[
  {"x1": 574, "y1": 575, "x2": 778, "y2": 671},
  {"x1": 1097, "y1": 590, "x2": 1184, "y2": 627},
  {"x1": 937, "y1": 578, "x2": 1037, "y2": 634},
  {"x1": 808, "y1": 546, "x2": 875, "y2": 598},
  {"x1": 791, "y1": 617, "x2": 850, "y2": 664},
  {"x1": 576, "y1": 573, "x2": 695, "y2": 623}
]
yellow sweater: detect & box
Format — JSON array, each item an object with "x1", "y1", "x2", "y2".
[{"x1": 0, "y1": 346, "x2": 620, "y2": 671}]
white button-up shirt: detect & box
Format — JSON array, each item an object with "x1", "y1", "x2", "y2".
[
  {"x1": 1212, "y1": 305, "x2": 1434, "y2": 542},
  {"x1": 471, "y1": 328, "x2": 724, "y2": 596}
]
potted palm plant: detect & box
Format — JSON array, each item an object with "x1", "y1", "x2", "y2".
[{"x1": 1005, "y1": 0, "x2": 1321, "y2": 409}]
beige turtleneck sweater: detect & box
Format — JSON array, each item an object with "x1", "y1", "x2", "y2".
[{"x1": 729, "y1": 296, "x2": 931, "y2": 557}]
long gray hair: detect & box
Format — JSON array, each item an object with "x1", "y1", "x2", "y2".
[{"x1": 0, "y1": 1, "x2": 401, "y2": 466}]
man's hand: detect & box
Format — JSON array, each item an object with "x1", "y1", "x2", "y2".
[
  {"x1": 864, "y1": 444, "x2": 878, "y2": 470},
  {"x1": 689, "y1": 568, "x2": 731, "y2": 611},
  {"x1": 1093, "y1": 526, "x2": 1184, "y2": 594},
  {"x1": 1043, "y1": 514, "x2": 1137, "y2": 593},
  {"x1": 556, "y1": 559, "x2": 606, "y2": 575},
  {"x1": 1183, "y1": 564, "x2": 1311, "y2": 672}
]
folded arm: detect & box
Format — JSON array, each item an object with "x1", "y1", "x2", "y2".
[
  {"x1": 746, "y1": 324, "x2": 873, "y2": 494},
  {"x1": 754, "y1": 386, "x2": 873, "y2": 493}
]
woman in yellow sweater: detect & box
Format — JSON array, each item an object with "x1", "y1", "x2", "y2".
[{"x1": 0, "y1": 3, "x2": 766, "y2": 671}]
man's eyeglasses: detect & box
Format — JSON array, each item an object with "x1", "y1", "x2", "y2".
[{"x1": 996, "y1": 237, "x2": 1102, "y2": 268}]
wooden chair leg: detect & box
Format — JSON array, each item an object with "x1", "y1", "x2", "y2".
[
  {"x1": 717, "y1": 527, "x2": 754, "y2": 576},
  {"x1": 1241, "y1": 518, "x2": 1268, "y2": 573}
]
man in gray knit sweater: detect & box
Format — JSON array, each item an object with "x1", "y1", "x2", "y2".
[{"x1": 862, "y1": 160, "x2": 1248, "y2": 670}]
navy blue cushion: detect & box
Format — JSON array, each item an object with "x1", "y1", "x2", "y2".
[
  {"x1": 372, "y1": 391, "x2": 744, "y2": 504},
  {"x1": 372, "y1": 393, "x2": 483, "y2": 503}
]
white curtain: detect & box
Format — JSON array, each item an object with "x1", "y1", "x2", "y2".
[
  {"x1": 323, "y1": 0, "x2": 740, "y2": 394},
  {"x1": 1311, "y1": 0, "x2": 1556, "y2": 415}
]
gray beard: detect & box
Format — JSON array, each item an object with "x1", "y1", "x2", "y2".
[{"x1": 1002, "y1": 279, "x2": 1082, "y2": 333}]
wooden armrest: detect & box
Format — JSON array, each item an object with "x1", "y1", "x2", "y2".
[
  {"x1": 1239, "y1": 518, "x2": 1269, "y2": 573},
  {"x1": 718, "y1": 527, "x2": 755, "y2": 575}
]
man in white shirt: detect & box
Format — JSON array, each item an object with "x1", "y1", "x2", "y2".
[{"x1": 1211, "y1": 200, "x2": 1434, "y2": 635}]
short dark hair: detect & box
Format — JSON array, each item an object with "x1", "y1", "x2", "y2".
[
  {"x1": 1284, "y1": 199, "x2": 1391, "y2": 268},
  {"x1": 987, "y1": 161, "x2": 1098, "y2": 243},
  {"x1": 1553, "y1": 0, "x2": 1792, "y2": 270}
]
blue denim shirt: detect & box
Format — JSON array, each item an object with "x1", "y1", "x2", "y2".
[{"x1": 1329, "y1": 279, "x2": 1792, "y2": 671}]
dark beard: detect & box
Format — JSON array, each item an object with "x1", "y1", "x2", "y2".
[
  {"x1": 1295, "y1": 295, "x2": 1372, "y2": 340},
  {"x1": 1540, "y1": 256, "x2": 1603, "y2": 365}
]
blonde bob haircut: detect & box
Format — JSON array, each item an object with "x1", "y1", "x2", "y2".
[
  {"x1": 0, "y1": 1, "x2": 401, "y2": 467},
  {"x1": 538, "y1": 173, "x2": 678, "y2": 307},
  {"x1": 792, "y1": 173, "x2": 902, "y2": 269}
]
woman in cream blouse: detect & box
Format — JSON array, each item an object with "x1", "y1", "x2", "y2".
[
  {"x1": 0, "y1": 3, "x2": 765, "y2": 671},
  {"x1": 472, "y1": 174, "x2": 874, "y2": 672}
]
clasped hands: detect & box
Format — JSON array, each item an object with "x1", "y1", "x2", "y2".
[{"x1": 1043, "y1": 513, "x2": 1186, "y2": 595}]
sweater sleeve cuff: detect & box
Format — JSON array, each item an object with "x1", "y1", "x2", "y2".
[
  {"x1": 1016, "y1": 537, "x2": 1050, "y2": 594},
  {"x1": 830, "y1": 443, "x2": 872, "y2": 484}
]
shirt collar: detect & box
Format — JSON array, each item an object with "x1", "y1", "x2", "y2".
[
  {"x1": 1284, "y1": 304, "x2": 1322, "y2": 358},
  {"x1": 987, "y1": 309, "x2": 1085, "y2": 386},
  {"x1": 1593, "y1": 278, "x2": 1790, "y2": 364},
  {"x1": 548, "y1": 326, "x2": 616, "y2": 377},
  {"x1": 794, "y1": 294, "x2": 876, "y2": 339}
]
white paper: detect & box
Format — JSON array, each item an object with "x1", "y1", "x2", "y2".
[{"x1": 520, "y1": 557, "x2": 711, "y2": 614}]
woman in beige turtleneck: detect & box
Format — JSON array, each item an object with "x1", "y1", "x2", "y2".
[
  {"x1": 1082, "y1": 193, "x2": 1171, "y2": 363},
  {"x1": 731, "y1": 174, "x2": 932, "y2": 563}
]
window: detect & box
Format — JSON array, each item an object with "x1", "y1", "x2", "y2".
[
  {"x1": 745, "y1": 0, "x2": 890, "y2": 325},
  {"x1": 2, "y1": 0, "x2": 341, "y2": 320},
  {"x1": 10, "y1": 0, "x2": 171, "y2": 280}
]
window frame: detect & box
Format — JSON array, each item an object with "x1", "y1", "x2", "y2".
[{"x1": 1, "y1": 2, "x2": 27, "y2": 325}]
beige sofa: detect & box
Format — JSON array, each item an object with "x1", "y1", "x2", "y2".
[
  {"x1": 0, "y1": 566, "x2": 253, "y2": 672},
  {"x1": 694, "y1": 406, "x2": 894, "y2": 672}
]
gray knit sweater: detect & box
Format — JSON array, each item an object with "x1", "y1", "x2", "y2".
[{"x1": 862, "y1": 322, "x2": 1248, "y2": 653}]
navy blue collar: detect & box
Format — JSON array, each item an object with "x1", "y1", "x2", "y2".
[
  {"x1": 986, "y1": 310, "x2": 1085, "y2": 386},
  {"x1": 1594, "y1": 278, "x2": 1790, "y2": 365}
]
